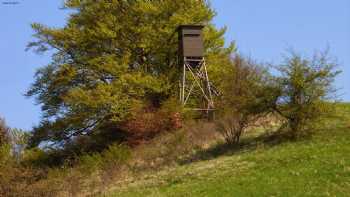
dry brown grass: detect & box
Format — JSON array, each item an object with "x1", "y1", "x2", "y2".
[
  {"x1": 0, "y1": 120, "x2": 222, "y2": 197},
  {"x1": 130, "y1": 120, "x2": 220, "y2": 171}
]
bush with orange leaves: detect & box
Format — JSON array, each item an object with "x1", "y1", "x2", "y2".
[{"x1": 121, "y1": 99, "x2": 183, "y2": 146}]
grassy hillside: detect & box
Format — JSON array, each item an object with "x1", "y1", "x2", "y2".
[{"x1": 107, "y1": 103, "x2": 350, "y2": 197}]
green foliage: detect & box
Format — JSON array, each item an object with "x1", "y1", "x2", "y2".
[
  {"x1": 0, "y1": 143, "x2": 13, "y2": 166},
  {"x1": 216, "y1": 56, "x2": 278, "y2": 144},
  {"x1": 108, "y1": 103, "x2": 350, "y2": 197},
  {"x1": 273, "y1": 50, "x2": 340, "y2": 137},
  {"x1": 101, "y1": 144, "x2": 131, "y2": 167},
  {"x1": 21, "y1": 148, "x2": 52, "y2": 168},
  {"x1": 79, "y1": 144, "x2": 131, "y2": 173},
  {"x1": 0, "y1": 144, "x2": 44, "y2": 197},
  {"x1": 0, "y1": 144, "x2": 18, "y2": 196},
  {"x1": 0, "y1": 143, "x2": 131, "y2": 196},
  {"x1": 26, "y1": 0, "x2": 235, "y2": 148},
  {"x1": 216, "y1": 50, "x2": 340, "y2": 143}
]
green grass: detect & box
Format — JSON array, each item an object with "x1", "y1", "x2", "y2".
[{"x1": 107, "y1": 103, "x2": 350, "y2": 197}]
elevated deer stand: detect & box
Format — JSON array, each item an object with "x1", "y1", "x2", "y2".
[{"x1": 178, "y1": 25, "x2": 215, "y2": 119}]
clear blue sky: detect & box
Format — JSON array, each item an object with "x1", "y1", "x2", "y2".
[{"x1": 0, "y1": 0, "x2": 349, "y2": 130}]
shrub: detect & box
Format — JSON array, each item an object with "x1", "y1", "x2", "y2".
[
  {"x1": 121, "y1": 99, "x2": 183, "y2": 146},
  {"x1": 0, "y1": 118, "x2": 9, "y2": 145},
  {"x1": 101, "y1": 144, "x2": 131, "y2": 167},
  {"x1": 21, "y1": 148, "x2": 53, "y2": 168},
  {"x1": 273, "y1": 50, "x2": 340, "y2": 137},
  {"x1": 216, "y1": 56, "x2": 278, "y2": 144},
  {"x1": 73, "y1": 144, "x2": 131, "y2": 194},
  {"x1": 0, "y1": 144, "x2": 50, "y2": 197},
  {"x1": 0, "y1": 144, "x2": 13, "y2": 167}
]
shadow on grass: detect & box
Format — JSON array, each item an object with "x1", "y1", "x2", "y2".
[{"x1": 179, "y1": 131, "x2": 300, "y2": 165}]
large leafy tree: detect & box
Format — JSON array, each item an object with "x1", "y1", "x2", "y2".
[{"x1": 27, "y1": 0, "x2": 235, "y2": 147}]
